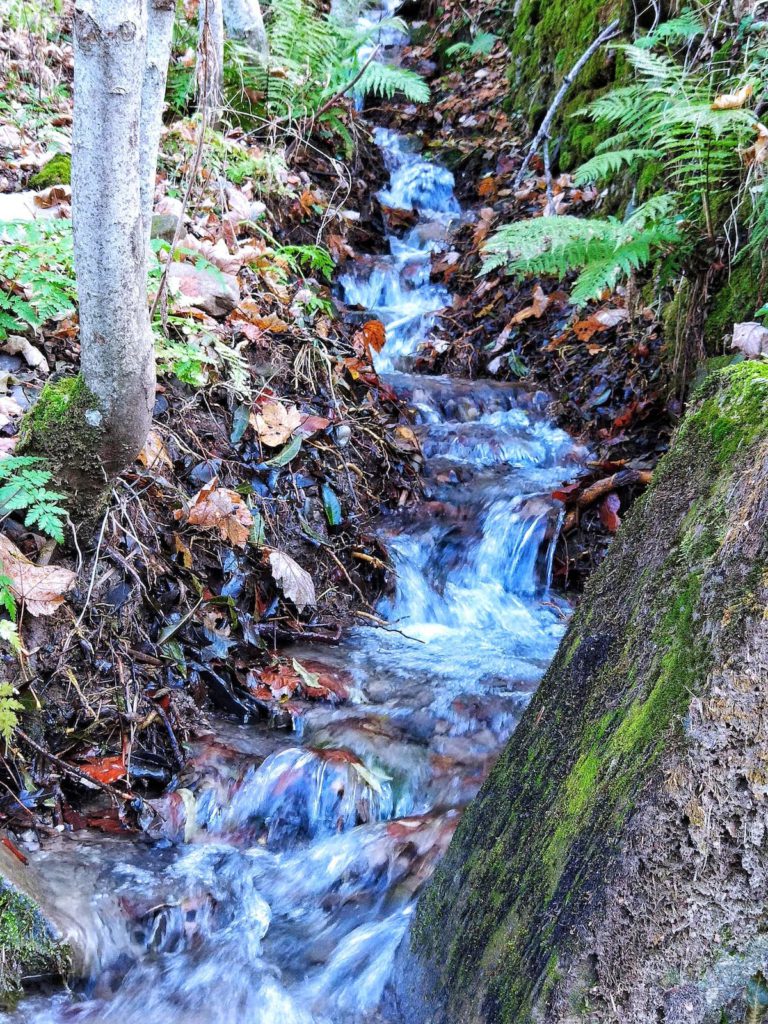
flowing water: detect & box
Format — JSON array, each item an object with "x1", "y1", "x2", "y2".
[{"x1": 3, "y1": 12, "x2": 585, "y2": 1024}]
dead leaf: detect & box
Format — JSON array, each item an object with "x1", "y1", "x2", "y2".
[
  {"x1": 0, "y1": 533, "x2": 76, "y2": 617},
  {"x1": 138, "y1": 429, "x2": 173, "y2": 471},
  {"x1": 731, "y1": 321, "x2": 768, "y2": 358},
  {"x1": 78, "y1": 756, "x2": 126, "y2": 785},
  {"x1": 711, "y1": 83, "x2": 753, "y2": 110},
  {"x1": 510, "y1": 284, "x2": 550, "y2": 324},
  {"x1": 175, "y1": 479, "x2": 253, "y2": 547},
  {"x1": 573, "y1": 307, "x2": 628, "y2": 342},
  {"x1": 743, "y1": 122, "x2": 768, "y2": 167},
  {"x1": 362, "y1": 319, "x2": 386, "y2": 353},
  {"x1": 268, "y1": 550, "x2": 316, "y2": 612},
  {"x1": 251, "y1": 401, "x2": 302, "y2": 447},
  {"x1": 599, "y1": 493, "x2": 621, "y2": 532}
]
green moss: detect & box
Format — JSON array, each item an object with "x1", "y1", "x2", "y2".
[
  {"x1": 19, "y1": 375, "x2": 106, "y2": 518},
  {"x1": 504, "y1": 0, "x2": 631, "y2": 165},
  {"x1": 0, "y1": 883, "x2": 69, "y2": 1006},
  {"x1": 704, "y1": 259, "x2": 766, "y2": 352},
  {"x1": 28, "y1": 153, "x2": 71, "y2": 190}
]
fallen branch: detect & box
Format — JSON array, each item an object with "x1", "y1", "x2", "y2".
[
  {"x1": 563, "y1": 468, "x2": 653, "y2": 532},
  {"x1": 514, "y1": 19, "x2": 622, "y2": 190}
]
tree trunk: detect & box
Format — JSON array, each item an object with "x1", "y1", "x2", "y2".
[
  {"x1": 198, "y1": 0, "x2": 224, "y2": 125},
  {"x1": 140, "y1": 0, "x2": 176, "y2": 255},
  {"x1": 398, "y1": 362, "x2": 768, "y2": 1024},
  {"x1": 223, "y1": 0, "x2": 268, "y2": 60},
  {"x1": 72, "y1": 0, "x2": 155, "y2": 483}
]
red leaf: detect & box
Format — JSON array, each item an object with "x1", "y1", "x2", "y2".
[
  {"x1": 599, "y1": 493, "x2": 621, "y2": 532},
  {"x1": 78, "y1": 756, "x2": 127, "y2": 785}
]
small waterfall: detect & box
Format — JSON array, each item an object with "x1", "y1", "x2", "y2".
[{"x1": 6, "y1": 5, "x2": 586, "y2": 1024}]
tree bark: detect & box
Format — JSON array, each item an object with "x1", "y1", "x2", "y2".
[
  {"x1": 198, "y1": 0, "x2": 224, "y2": 125},
  {"x1": 223, "y1": 0, "x2": 268, "y2": 60},
  {"x1": 72, "y1": 0, "x2": 156, "y2": 481},
  {"x1": 140, "y1": 0, "x2": 176, "y2": 255}
]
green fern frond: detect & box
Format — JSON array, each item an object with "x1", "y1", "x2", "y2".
[
  {"x1": 635, "y1": 10, "x2": 705, "y2": 50},
  {"x1": 0, "y1": 456, "x2": 67, "y2": 543},
  {"x1": 354, "y1": 61, "x2": 430, "y2": 103},
  {"x1": 574, "y1": 148, "x2": 661, "y2": 185}
]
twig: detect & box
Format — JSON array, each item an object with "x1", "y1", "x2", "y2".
[
  {"x1": 16, "y1": 729, "x2": 138, "y2": 805},
  {"x1": 514, "y1": 19, "x2": 622, "y2": 189}
]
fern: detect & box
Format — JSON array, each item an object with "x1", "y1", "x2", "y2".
[
  {"x1": 275, "y1": 244, "x2": 335, "y2": 281},
  {"x1": 573, "y1": 148, "x2": 661, "y2": 185},
  {"x1": 0, "y1": 680, "x2": 22, "y2": 741},
  {"x1": 634, "y1": 9, "x2": 706, "y2": 50},
  {"x1": 0, "y1": 221, "x2": 76, "y2": 340},
  {"x1": 446, "y1": 32, "x2": 498, "y2": 60},
  {"x1": 0, "y1": 455, "x2": 67, "y2": 543},
  {"x1": 354, "y1": 61, "x2": 430, "y2": 104},
  {"x1": 482, "y1": 200, "x2": 682, "y2": 305}
]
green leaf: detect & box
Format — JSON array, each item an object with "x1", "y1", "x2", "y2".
[
  {"x1": 267, "y1": 434, "x2": 302, "y2": 467},
  {"x1": 320, "y1": 482, "x2": 342, "y2": 526}
]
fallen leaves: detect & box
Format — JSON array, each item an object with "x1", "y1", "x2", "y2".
[
  {"x1": 599, "y1": 492, "x2": 621, "y2": 532},
  {"x1": 250, "y1": 401, "x2": 302, "y2": 447},
  {"x1": 267, "y1": 549, "x2": 316, "y2": 612},
  {"x1": 362, "y1": 319, "x2": 386, "y2": 353},
  {"x1": 0, "y1": 533, "x2": 76, "y2": 616},
  {"x1": 573, "y1": 307, "x2": 629, "y2": 342},
  {"x1": 731, "y1": 321, "x2": 768, "y2": 358},
  {"x1": 510, "y1": 284, "x2": 550, "y2": 324},
  {"x1": 743, "y1": 122, "x2": 768, "y2": 167},
  {"x1": 78, "y1": 755, "x2": 127, "y2": 785},
  {"x1": 174, "y1": 478, "x2": 253, "y2": 547}
]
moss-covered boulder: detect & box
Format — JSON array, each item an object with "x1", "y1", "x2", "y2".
[
  {"x1": 0, "y1": 877, "x2": 69, "y2": 1007},
  {"x1": 28, "y1": 154, "x2": 71, "y2": 190},
  {"x1": 400, "y1": 362, "x2": 768, "y2": 1023},
  {"x1": 504, "y1": 0, "x2": 632, "y2": 168}
]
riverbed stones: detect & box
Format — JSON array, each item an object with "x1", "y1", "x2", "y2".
[{"x1": 399, "y1": 362, "x2": 768, "y2": 1024}]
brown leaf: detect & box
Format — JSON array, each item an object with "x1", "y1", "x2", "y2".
[
  {"x1": 573, "y1": 307, "x2": 628, "y2": 342},
  {"x1": 711, "y1": 83, "x2": 753, "y2": 110},
  {"x1": 510, "y1": 284, "x2": 550, "y2": 324},
  {"x1": 268, "y1": 550, "x2": 316, "y2": 612},
  {"x1": 743, "y1": 122, "x2": 768, "y2": 167},
  {"x1": 175, "y1": 479, "x2": 253, "y2": 547},
  {"x1": 250, "y1": 401, "x2": 303, "y2": 447},
  {"x1": 138, "y1": 429, "x2": 173, "y2": 472},
  {"x1": 78, "y1": 756, "x2": 126, "y2": 785},
  {"x1": 0, "y1": 533, "x2": 76, "y2": 617}
]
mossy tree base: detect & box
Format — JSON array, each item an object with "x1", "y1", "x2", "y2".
[
  {"x1": 18, "y1": 375, "x2": 108, "y2": 524},
  {"x1": 0, "y1": 880, "x2": 70, "y2": 1008},
  {"x1": 401, "y1": 363, "x2": 768, "y2": 1023}
]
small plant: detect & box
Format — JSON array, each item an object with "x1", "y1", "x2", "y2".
[
  {"x1": 0, "y1": 220, "x2": 76, "y2": 340},
  {"x1": 482, "y1": 197, "x2": 682, "y2": 305},
  {"x1": 0, "y1": 455, "x2": 67, "y2": 543},
  {"x1": 446, "y1": 32, "x2": 498, "y2": 61},
  {"x1": 276, "y1": 244, "x2": 335, "y2": 282}
]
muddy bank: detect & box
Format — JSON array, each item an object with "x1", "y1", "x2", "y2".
[{"x1": 397, "y1": 361, "x2": 768, "y2": 1023}]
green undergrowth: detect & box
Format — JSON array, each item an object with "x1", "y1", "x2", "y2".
[
  {"x1": 0, "y1": 882, "x2": 69, "y2": 1007},
  {"x1": 413, "y1": 362, "x2": 768, "y2": 1023}
]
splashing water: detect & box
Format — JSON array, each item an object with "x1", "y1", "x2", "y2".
[{"x1": 4, "y1": 8, "x2": 586, "y2": 1024}]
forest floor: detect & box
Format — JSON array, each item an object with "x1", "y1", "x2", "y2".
[{"x1": 0, "y1": 0, "x2": 673, "y2": 835}]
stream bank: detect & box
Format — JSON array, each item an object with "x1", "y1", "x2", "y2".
[{"x1": 402, "y1": 360, "x2": 768, "y2": 1024}]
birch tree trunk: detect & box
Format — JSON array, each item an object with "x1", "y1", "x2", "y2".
[
  {"x1": 140, "y1": 0, "x2": 176, "y2": 254},
  {"x1": 198, "y1": 0, "x2": 224, "y2": 125},
  {"x1": 223, "y1": 0, "x2": 268, "y2": 60},
  {"x1": 69, "y1": 0, "x2": 173, "y2": 489}
]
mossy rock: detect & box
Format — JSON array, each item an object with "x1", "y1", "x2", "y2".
[
  {"x1": 0, "y1": 879, "x2": 70, "y2": 1007},
  {"x1": 402, "y1": 362, "x2": 768, "y2": 1023},
  {"x1": 704, "y1": 259, "x2": 766, "y2": 353},
  {"x1": 503, "y1": 0, "x2": 632, "y2": 169},
  {"x1": 28, "y1": 154, "x2": 71, "y2": 190}
]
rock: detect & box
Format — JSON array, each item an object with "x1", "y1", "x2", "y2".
[
  {"x1": 167, "y1": 262, "x2": 240, "y2": 317},
  {"x1": 150, "y1": 213, "x2": 179, "y2": 244},
  {"x1": 731, "y1": 320, "x2": 768, "y2": 358},
  {"x1": 0, "y1": 844, "x2": 70, "y2": 1001},
  {"x1": 401, "y1": 363, "x2": 768, "y2": 1024},
  {"x1": 0, "y1": 191, "x2": 61, "y2": 223},
  {"x1": 28, "y1": 153, "x2": 71, "y2": 189}
]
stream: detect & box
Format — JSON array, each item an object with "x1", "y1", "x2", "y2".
[{"x1": 3, "y1": 10, "x2": 585, "y2": 1024}]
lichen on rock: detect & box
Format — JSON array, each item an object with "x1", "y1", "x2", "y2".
[{"x1": 401, "y1": 362, "x2": 768, "y2": 1023}]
